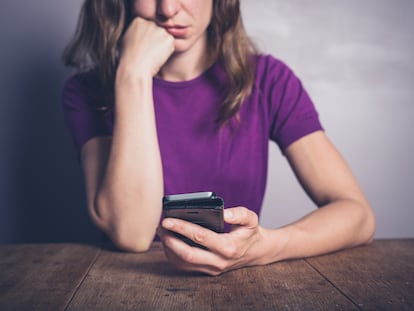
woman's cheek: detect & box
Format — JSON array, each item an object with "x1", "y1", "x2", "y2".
[{"x1": 131, "y1": 1, "x2": 156, "y2": 19}]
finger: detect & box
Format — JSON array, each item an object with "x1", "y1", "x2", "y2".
[
  {"x1": 162, "y1": 217, "x2": 239, "y2": 259},
  {"x1": 162, "y1": 234, "x2": 226, "y2": 276},
  {"x1": 158, "y1": 225, "x2": 193, "y2": 249},
  {"x1": 224, "y1": 207, "x2": 259, "y2": 228},
  {"x1": 162, "y1": 218, "x2": 217, "y2": 247},
  {"x1": 163, "y1": 248, "x2": 224, "y2": 276},
  {"x1": 162, "y1": 217, "x2": 230, "y2": 254}
]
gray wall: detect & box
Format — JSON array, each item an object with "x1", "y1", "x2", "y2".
[
  {"x1": 0, "y1": 1, "x2": 413, "y2": 243},
  {"x1": 0, "y1": 0, "x2": 100, "y2": 243},
  {"x1": 245, "y1": 0, "x2": 414, "y2": 237}
]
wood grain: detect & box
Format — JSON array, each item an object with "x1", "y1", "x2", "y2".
[
  {"x1": 67, "y1": 242, "x2": 357, "y2": 311},
  {"x1": 2, "y1": 240, "x2": 413, "y2": 310},
  {"x1": 0, "y1": 243, "x2": 100, "y2": 311},
  {"x1": 307, "y1": 239, "x2": 414, "y2": 310}
]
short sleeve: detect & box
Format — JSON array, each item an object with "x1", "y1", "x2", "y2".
[
  {"x1": 264, "y1": 56, "x2": 323, "y2": 153},
  {"x1": 61, "y1": 73, "x2": 113, "y2": 153}
]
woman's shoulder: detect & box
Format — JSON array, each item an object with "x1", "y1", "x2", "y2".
[
  {"x1": 254, "y1": 54, "x2": 293, "y2": 77},
  {"x1": 252, "y1": 54, "x2": 298, "y2": 90},
  {"x1": 62, "y1": 70, "x2": 103, "y2": 109},
  {"x1": 63, "y1": 70, "x2": 100, "y2": 94}
]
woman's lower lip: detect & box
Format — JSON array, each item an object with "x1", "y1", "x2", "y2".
[{"x1": 165, "y1": 27, "x2": 188, "y2": 37}]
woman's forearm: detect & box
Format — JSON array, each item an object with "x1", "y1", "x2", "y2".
[
  {"x1": 96, "y1": 71, "x2": 164, "y2": 252},
  {"x1": 88, "y1": 18, "x2": 175, "y2": 252},
  {"x1": 256, "y1": 198, "x2": 375, "y2": 265}
]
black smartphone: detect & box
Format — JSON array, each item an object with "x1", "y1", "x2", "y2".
[{"x1": 162, "y1": 192, "x2": 224, "y2": 246}]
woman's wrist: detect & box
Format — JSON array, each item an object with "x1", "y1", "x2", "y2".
[
  {"x1": 115, "y1": 62, "x2": 153, "y2": 89},
  {"x1": 248, "y1": 226, "x2": 292, "y2": 266},
  {"x1": 114, "y1": 66, "x2": 154, "y2": 114}
]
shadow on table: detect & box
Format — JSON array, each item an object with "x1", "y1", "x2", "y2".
[{"x1": 101, "y1": 242, "x2": 211, "y2": 278}]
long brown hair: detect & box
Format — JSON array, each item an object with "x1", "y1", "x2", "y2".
[{"x1": 62, "y1": 0, "x2": 257, "y2": 122}]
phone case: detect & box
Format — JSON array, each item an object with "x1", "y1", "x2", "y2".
[{"x1": 163, "y1": 192, "x2": 224, "y2": 233}]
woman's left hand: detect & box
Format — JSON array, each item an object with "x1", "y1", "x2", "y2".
[{"x1": 157, "y1": 207, "x2": 266, "y2": 276}]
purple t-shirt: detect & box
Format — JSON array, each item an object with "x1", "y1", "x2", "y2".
[{"x1": 62, "y1": 54, "x2": 323, "y2": 221}]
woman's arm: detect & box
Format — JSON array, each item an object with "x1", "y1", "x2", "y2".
[
  {"x1": 80, "y1": 18, "x2": 175, "y2": 252},
  {"x1": 255, "y1": 130, "x2": 376, "y2": 262},
  {"x1": 158, "y1": 131, "x2": 375, "y2": 275}
]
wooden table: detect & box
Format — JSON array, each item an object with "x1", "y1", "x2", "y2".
[{"x1": 0, "y1": 240, "x2": 413, "y2": 310}]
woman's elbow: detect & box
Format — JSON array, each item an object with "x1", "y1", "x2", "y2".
[
  {"x1": 110, "y1": 232, "x2": 154, "y2": 253},
  {"x1": 104, "y1": 218, "x2": 157, "y2": 252},
  {"x1": 359, "y1": 201, "x2": 376, "y2": 245},
  {"x1": 98, "y1": 218, "x2": 156, "y2": 252},
  {"x1": 91, "y1": 201, "x2": 157, "y2": 253}
]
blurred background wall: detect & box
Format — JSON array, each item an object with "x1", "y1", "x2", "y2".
[{"x1": 0, "y1": 0, "x2": 413, "y2": 243}]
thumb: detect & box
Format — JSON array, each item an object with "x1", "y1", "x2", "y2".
[{"x1": 224, "y1": 207, "x2": 259, "y2": 228}]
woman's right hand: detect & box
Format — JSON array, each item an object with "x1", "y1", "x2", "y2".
[{"x1": 118, "y1": 17, "x2": 175, "y2": 79}]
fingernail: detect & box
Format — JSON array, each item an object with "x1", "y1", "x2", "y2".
[
  {"x1": 163, "y1": 219, "x2": 173, "y2": 229},
  {"x1": 224, "y1": 210, "x2": 233, "y2": 220}
]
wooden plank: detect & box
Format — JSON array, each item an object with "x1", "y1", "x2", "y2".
[
  {"x1": 0, "y1": 243, "x2": 100, "y2": 311},
  {"x1": 306, "y1": 239, "x2": 414, "y2": 310},
  {"x1": 68, "y1": 242, "x2": 358, "y2": 310}
]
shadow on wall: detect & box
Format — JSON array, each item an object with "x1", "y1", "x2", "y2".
[{"x1": 4, "y1": 49, "x2": 101, "y2": 244}]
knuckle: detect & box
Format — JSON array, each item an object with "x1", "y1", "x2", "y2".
[
  {"x1": 181, "y1": 250, "x2": 195, "y2": 263},
  {"x1": 208, "y1": 271, "x2": 221, "y2": 277},
  {"x1": 163, "y1": 235, "x2": 174, "y2": 249},
  {"x1": 213, "y1": 260, "x2": 228, "y2": 274},
  {"x1": 250, "y1": 211, "x2": 259, "y2": 224},
  {"x1": 166, "y1": 36, "x2": 175, "y2": 47},
  {"x1": 222, "y1": 242, "x2": 239, "y2": 259},
  {"x1": 240, "y1": 207, "x2": 258, "y2": 225},
  {"x1": 132, "y1": 17, "x2": 142, "y2": 27},
  {"x1": 193, "y1": 229, "x2": 206, "y2": 243}
]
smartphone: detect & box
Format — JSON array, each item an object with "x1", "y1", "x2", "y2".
[{"x1": 162, "y1": 192, "x2": 224, "y2": 246}]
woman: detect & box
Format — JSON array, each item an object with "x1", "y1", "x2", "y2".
[{"x1": 62, "y1": 0, "x2": 375, "y2": 275}]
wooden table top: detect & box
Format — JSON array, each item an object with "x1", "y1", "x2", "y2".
[{"x1": 0, "y1": 239, "x2": 413, "y2": 310}]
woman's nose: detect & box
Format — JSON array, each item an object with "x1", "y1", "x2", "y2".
[{"x1": 156, "y1": 0, "x2": 180, "y2": 21}]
